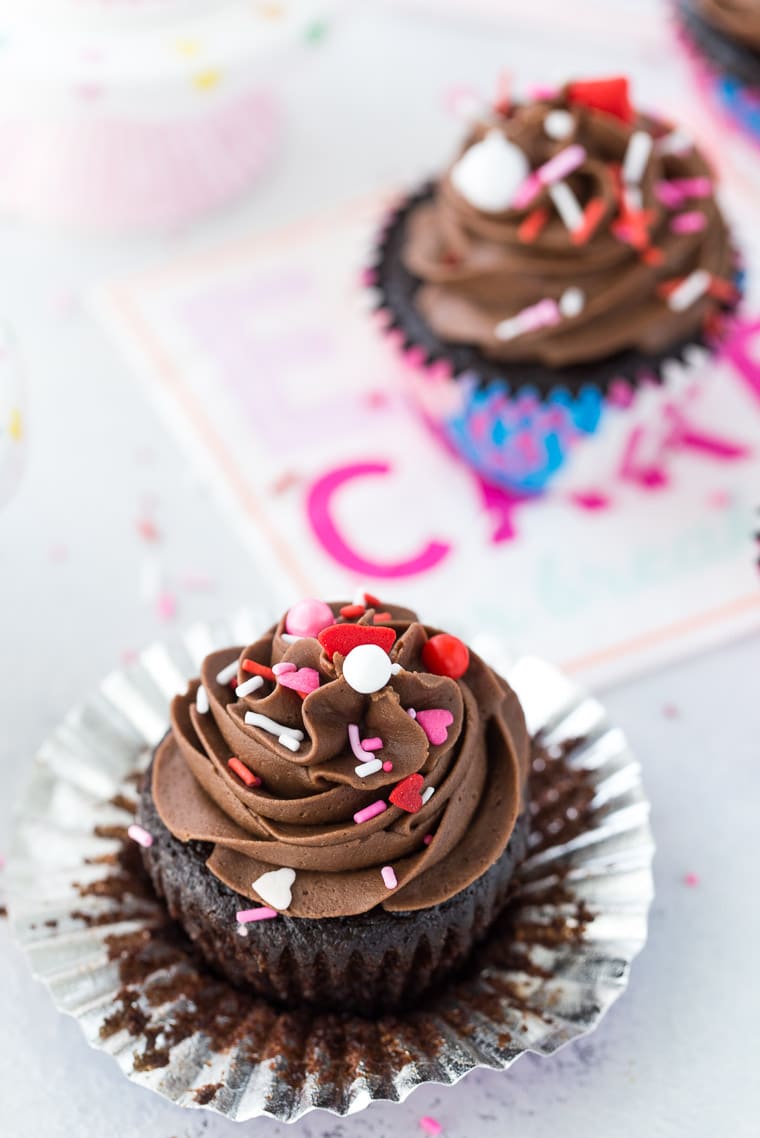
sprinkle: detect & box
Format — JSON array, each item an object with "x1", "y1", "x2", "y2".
[
  {"x1": 407, "y1": 708, "x2": 417, "y2": 719},
  {"x1": 381, "y1": 866, "x2": 398, "y2": 889},
  {"x1": 493, "y1": 69, "x2": 511, "y2": 116},
  {"x1": 373, "y1": 612, "x2": 392, "y2": 623},
  {"x1": 549, "y1": 181, "x2": 585, "y2": 233},
  {"x1": 236, "y1": 675, "x2": 264, "y2": 698},
  {"x1": 272, "y1": 661, "x2": 296, "y2": 675},
  {"x1": 382, "y1": 761, "x2": 394, "y2": 772},
  {"x1": 559, "y1": 287, "x2": 585, "y2": 318},
  {"x1": 278, "y1": 735, "x2": 301, "y2": 753},
  {"x1": 495, "y1": 297, "x2": 560, "y2": 342},
  {"x1": 420, "y1": 1117, "x2": 443, "y2": 1136},
  {"x1": 348, "y1": 723, "x2": 379, "y2": 763},
  {"x1": 544, "y1": 109, "x2": 574, "y2": 140},
  {"x1": 156, "y1": 591, "x2": 176, "y2": 622},
  {"x1": 196, "y1": 685, "x2": 209, "y2": 714},
  {"x1": 655, "y1": 177, "x2": 711, "y2": 208},
  {"x1": 538, "y1": 143, "x2": 587, "y2": 187},
  {"x1": 570, "y1": 197, "x2": 606, "y2": 245},
  {"x1": 127, "y1": 824, "x2": 153, "y2": 849},
  {"x1": 228, "y1": 757, "x2": 261, "y2": 787},
  {"x1": 355, "y1": 757, "x2": 384, "y2": 778},
  {"x1": 278, "y1": 667, "x2": 321, "y2": 695},
  {"x1": 683, "y1": 872, "x2": 700, "y2": 888},
  {"x1": 243, "y1": 659, "x2": 276, "y2": 681},
  {"x1": 136, "y1": 517, "x2": 159, "y2": 542},
  {"x1": 390, "y1": 662, "x2": 402, "y2": 675},
  {"x1": 708, "y1": 276, "x2": 740, "y2": 303},
  {"x1": 216, "y1": 661, "x2": 239, "y2": 685},
  {"x1": 362, "y1": 737, "x2": 383, "y2": 751},
  {"x1": 423, "y1": 834, "x2": 433, "y2": 846},
  {"x1": 622, "y1": 130, "x2": 653, "y2": 185},
  {"x1": 421, "y1": 787, "x2": 436, "y2": 804},
  {"x1": 340, "y1": 603, "x2": 365, "y2": 618},
  {"x1": 354, "y1": 800, "x2": 387, "y2": 824},
  {"x1": 245, "y1": 711, "x2": 304, "y2": 743},
  {"x1": 667, "y1": 269, "x2": 711, "y2": 312},
  {"x1": 285, "y1": 598, "x2": 334, "y2": 639},
  {"x1": 671, "y1": 210, "x2": 707, "y2": 234},
  {"x1": 656, "y1": 129, "x2": 692, "y2": 156},
  {"x1": 518, "y1": 207, "x2": 549, "y2": 243},
  {"x1": 236, "y1": 907, "x2": 278, "y2": 923}
]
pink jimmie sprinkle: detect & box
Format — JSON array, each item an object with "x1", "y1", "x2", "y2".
[
  {"x1": 671, "y1": 210, "x2": 707, "y2": 234},
  {"x1": 354, "y1": 800, "x2": 387, "y2": 825},
  {"x1": 362, "y1": 737, "x2": 383, "y2": 751},
  {"x1": 420, "y1": 1117, "x2": 443, "y2": 1136},
  {"x1": 156, "y1": 591, "x2": 176, "y2": 622},
  {"x1": 381, "y1": 865, "x2": 398, "y2": 889},
  {"x1": 127, "y1": 824, "x2": 153, "y2": 849},
  {"x1": 272, "y1": 661, "x2": 297, "y2": 675},
  {"x1": 236, "y1": 907, "x2": 279, "y2": 923},
  {"x1": 683, "y1": 872, "x2": 700, "y2": 888},
  {"x1": 423, "y1": 834, "x2": 433, "y2": 846}
]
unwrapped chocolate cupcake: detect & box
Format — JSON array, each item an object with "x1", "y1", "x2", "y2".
[
  {"x1": 139, "y1": 597, "x2": 530, "y2": 1015},
  {"x1": 370, "y1": 76, "x2": 741, "y2": 492},
  {"x1": 676, "y1": 1, "x2": 760, "y2": 144}
]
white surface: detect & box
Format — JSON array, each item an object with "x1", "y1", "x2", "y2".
[{"x1": 1, "y1": 3, "x2": 759, "y2": 1135}]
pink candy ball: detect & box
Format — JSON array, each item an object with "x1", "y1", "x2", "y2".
[{"x1": 285, "y1": 599, "x2": 334, "y2": 639}]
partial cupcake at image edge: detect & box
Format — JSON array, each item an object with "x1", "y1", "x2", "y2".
[
  {"x1": 367, "y1": 76, "x2": 742, "y2": 493},
  {"x1": 138, "y1": 596, "x2": 531, "y2": 1016},
  {"x1": 675, "y1": 0, "x2": 760, "y2": 145}
]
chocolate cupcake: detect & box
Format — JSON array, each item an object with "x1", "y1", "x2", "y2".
[
  {"x1": 370, "y1": 76, "x2": 741, "y2": 492},
  {"x1": 676, "y1": 1, "x2": 760, "y2": 143},
  {"x1": 138, "y1": 597, "x2": 530, "y2": 1016}
]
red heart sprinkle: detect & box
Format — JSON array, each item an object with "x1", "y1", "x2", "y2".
[
  {"x1": 340, "y1": 603, "x2": 366, "y2": 618},
  {"x1": 318, "y1": 623, "x2": 396, "y2": 659},
  {"x1": 364, "y1": 592, "x2": 383, "y2": 607},
  {"x1": 422, "y1": 634, "x2": 470, "y2": 679},
  {"x1": 567, "y1": 77, "x2": 633, "y2": 123},
  {"x1": 389, "y1": 773, "x2": 424, "y2": 814}
]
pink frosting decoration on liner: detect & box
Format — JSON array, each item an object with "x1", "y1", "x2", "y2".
[
  {"x1": 354, "y1": 800, "x2": 387, "y2": 824},
  {"x1": 235, "y1": 674, "x2": 264, "y2": 698},
  {"x1": 272, "y1": 661, "x2": 296, "y2": 675},
  {"x1": 127, "y1": 824, "x2": 153, "y2": 849},
  {"x1": 671, "y1": 211, "x2": 707, "y2": 234},
  {"x1": 381, "y1": 865, "x2": 398, "y2": 889},
  {"x1": 216, "y1": 660, "x2": 239, "y2": 686},
  {"x1": 512, "y1": 144, "x2": 587, "y2": 209},
  {"x1": 244, "y1": 711, "x2": 304, "y2": 753}
]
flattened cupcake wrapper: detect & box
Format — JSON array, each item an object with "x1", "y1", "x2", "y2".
[
  {"x1": 369, "y1": 193, "x2": 742, "y2": 494},
  {"x1": 675, "y1": 9, "x2": 760, "y2": 147},
  {"x1": 7, "y1": 614, "x2": 654, "y2": 1122}
]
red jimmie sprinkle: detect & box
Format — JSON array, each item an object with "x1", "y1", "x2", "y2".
[
  {"x1": 518, "y1": 207, "x2": 549, "y2": 244},
  {"x1": 708, "y1": 276, "x2": 739, "y2": 303},
  {"x1": 318, "y1": 623, "x2": 396, "y2": 659},
  {"x1": 228, "y1": 757, "x2": 261, "y2": 787},
  {"x1": 389, "y1": 773, "x2": 425, "y2": 813},
  {"x1": 567, "y1": 76, "x2": 634, "y2": 123},
  {"x1": 373, "y1": 612, "x2": 392, "y2": 623},
  {"x1": 422, "y1": 633, "x2": 470, "y2": 679},
  {"x1": 339, "y1": 603, "x2": 366, "y2": 619},
  {"x1": 242, "y1": 659, "x2": 276, "y2": 682},
  {"x1": 571, "y1": 197, "x2": 606, "y2": 245}
]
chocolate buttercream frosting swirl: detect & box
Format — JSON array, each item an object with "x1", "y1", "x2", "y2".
[
  {"x1": 152, "y1": 602, "x2": 530, "y2": 918},
  {"x1": 402, "y1": 79, "x2": 737, "y2": 367},
  {"x1": 694, "y1": 0, "x2": 760, "y2": 51}
]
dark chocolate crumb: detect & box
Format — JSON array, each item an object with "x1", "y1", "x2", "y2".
[{"x1": 193, "y1": 1083, "x2": 222, "y2": 1105}]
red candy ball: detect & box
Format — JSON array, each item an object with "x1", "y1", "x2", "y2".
[{"x1": 422, "y1": 634, "x2": 470, "y2": 679}]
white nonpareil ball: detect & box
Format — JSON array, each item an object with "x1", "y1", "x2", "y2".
[
  {"x1": 450, "y1": 131, "x2": 529, "y2": 213},
  {"x1": 342, "y1": 644, "x2": 393, "y2": 694}
]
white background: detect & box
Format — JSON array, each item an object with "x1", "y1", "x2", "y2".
[{"x1": 1, "y1": 2, "x2": 759, "y2": 1135}]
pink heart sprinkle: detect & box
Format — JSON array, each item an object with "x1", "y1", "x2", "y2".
[
  {"x1": 278, "y1": 667, "x2": 320, "y2": 695},
  {"x1": 416, "y1": 708, "x2": 454, "y2": 746}
]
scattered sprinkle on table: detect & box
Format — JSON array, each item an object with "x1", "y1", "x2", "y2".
[
  {"x1": 419, "y1": 1117, "x2": 443, "y2": 1136},
  {"x1": 683, "y1": 872, "x2": 700, "y2": 888},
  {"x1": 127, "y1": 824, "x2": 153, "y2": 849}
]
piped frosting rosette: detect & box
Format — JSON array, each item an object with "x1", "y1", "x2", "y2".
[
  {"x1": 675, "y1": 1, "x2": 760, "y2": 145},
  {"x1": 152, "y1": 598, "x2": 530, "y2": 919},
  {"x1": 370, "y1": 76, "x2": 742, "y2": 492}
]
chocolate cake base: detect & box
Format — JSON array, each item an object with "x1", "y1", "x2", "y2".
[
  {"x1": 372, "y1": 185, "x2": 734, "y2": 398},
  {"x1": 138, "y1": 762, "x2": 530, "y2": 1017}
]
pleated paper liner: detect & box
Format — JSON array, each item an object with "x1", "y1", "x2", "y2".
[
  {"x1": 7, "y1": 615, "x2": 654, "y2": 1122},
  {"x1": 368, "y1": 185, "x2": 742, "y2": 495}
]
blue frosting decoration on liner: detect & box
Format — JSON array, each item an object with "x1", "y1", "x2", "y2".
[{"x1": 439, "y1": 371, "x2": 605, "y2": 493}]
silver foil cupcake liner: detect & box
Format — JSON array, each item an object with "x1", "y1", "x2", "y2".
[{"x1": 7, "y1": 614, "x2": 654, "y2": 1123}]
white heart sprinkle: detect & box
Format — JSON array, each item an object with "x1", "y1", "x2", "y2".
[
  {"x1": 253, "y1": 867, "x2": 296, "y2": 911},
  {"x1": 450, "y1": 131, "x2": 529, "y2": 213}
]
